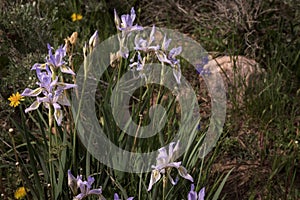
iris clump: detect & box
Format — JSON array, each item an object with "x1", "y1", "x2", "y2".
[
  {"x1": 114, "y1": 7, "x2": 209, "y2": 85},
  {"x1": 112, "y1": 8, "x2": 204, "y2": 197},
  {"x1": 21, "y1": 42, "x2": 77, "y2": 126},
  {"x1": 14, "y1": 6, "x2": 212, "y2": 200}
]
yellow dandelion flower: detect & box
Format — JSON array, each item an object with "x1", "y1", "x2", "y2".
[
  {"x1": 8, "y1": 92, "x2": 24, "y2": 107},
  {"x1": 14, "y1": 187, "x2": 27, "y2": 199},
  {"x1": 71, "y1": 13, "x2": 83, "y2": 22}
]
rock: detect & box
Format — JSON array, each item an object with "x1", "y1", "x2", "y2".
[{"x1": 201, "y1": 55, "x2": 265, "y2": 104}]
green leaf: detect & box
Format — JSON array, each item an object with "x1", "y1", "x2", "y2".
[{"x1": 212, "y1": 168, "x2": 234, "y2": 200}]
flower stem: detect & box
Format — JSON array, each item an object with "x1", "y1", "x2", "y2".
[
  {"x1": 73, "y1": 50, "x2": 89, "y2": 166},
  {"x1": 163, "y1": 174, "x2": 167, "y2": 200}
]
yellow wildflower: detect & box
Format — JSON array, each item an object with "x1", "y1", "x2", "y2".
[
  {"x1": 71, "y1": 13, "x2": 83, "y2": 22},
  {"x1": 14, "y1": 187, "x2": 27, "y2": 199},
  {"x1": 8, "y1": 92, "x2": 24, "y2": 107}
]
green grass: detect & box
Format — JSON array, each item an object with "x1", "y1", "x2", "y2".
[{"x1": 0, "y1": 0, "x2": 299, "y2": 199}]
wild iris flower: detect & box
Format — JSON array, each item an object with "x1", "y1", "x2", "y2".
[
  {"x1": 161, "y1": 35, "x2": 172, "y2": 51},
  {"x1": 156, "y1": 49, "x2": 182, "y2": 84},
  {"x1": 133, "y1": 26, "x2": 182, "y2": 84},
  {"x1": 74, "y1": 176, "x2": 102, "y2": 200},
  {"x1": 134, "y1": 26, "x2": 159, "y2": 52},
  {"x1": 68, "y1": 170, "x2": 103, "y2": 200},
  {"x1": 68, "y1": 170, "x2": 80, "y2": 195},
  {"x1": 155, "y1": 36, "x2": 182, "y2": 84},
  {"x1": 129, "y1": 51, "x2": 146, "y2": 71},
  {"x1": 156, "y1": 46, "x2": 182, "y2": 67},
  {"x1": 114, "y1": 7, "x2": 143, "y2": 37},
  {"x1": 147, "y1": 141, "x2": 194, "y2": 191},
  {"x1": 114, "y1": 7, "x2": 143, "y2": 59},
  {"x1": 22, "y1": 66, "x2": 76, "y2": 125},
  {"x1": 188, "y1": 184, "x2": 205, "y2": 200},
  {"x1": 44, "y1": 43, "x2": 75, "y2": 75}
]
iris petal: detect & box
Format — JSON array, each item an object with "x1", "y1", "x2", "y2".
[
  {"x1": 60, "y1": 65, "x2": 75, "y2": 75},
  {"x1": 54, "y1": 108, "x2": 63, "y2": 125},
  {"x1": 147, "y1": 169, "x2": 161, "y2": 191},
  {"x1": 22, "y1": 87, "x2": 43, "y2": 97},
  {"x1": 177, "y1": 166, "x2": 194, "y2": 182},
  {"x1": 24, "y1": 101, "x2": 41, "y2": 113}
]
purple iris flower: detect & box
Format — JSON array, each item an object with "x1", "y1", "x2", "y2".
[
  {"x1": 21, "y1": 66, "x2": 76, "y2": 125},
  {"x1": 114, "y1": 7, "x2": 143, "y2": 59},
  {"x1": 134, "y1": 26, "x2": 159, "y2": 52},
  {"x1": 188, "y1": 184, "x2": 205, "y2": 200},
  {"x1": 45, "y1": 43, "x2": 75, "y2": 75},
  {"x1": 156, "y1": 48, "x2": 182, "y2": 84},
  {"x1": 36, "y1": 65, "x2": 56, "y2": 91},
  {"x1": 68, "y1": 170, "x2": 80, "y2": 195},
  {"x1": 68, "y1": 170, "x2": 103, "y2": 200},
  {"x1": 47, "y1": 43, "x2": 65, "y2": 67},
  {"x1": 129, "y1": 51, "x2": 145, "y2": 71},
  {"x1": 74, "y1": 176, "x2": 102, "y2": 200},
  {"x1": 155, "y1": 35, "x2": 181, "y2": 66},
  {"x1": 156, "y1": 46, "x2": 182, "y2": 66},
  {"x1": 21, "y1": 66, "x2": 53, "y2": 111},
  {"x1": 114, "y1": 7, "x2": 143, "y2": 37},
  {"x1": 155, "y1": 38, "x2": 182, "y2": 84},
  {"x1": 147, "y1": 141, "x2": 194, "y2": 191},
  {"x1": 114, "y1": 193, "x2": 134, "y2": 200},
  {"x1": 161, "y1": 35, "x2": 172, "y2": 51}
]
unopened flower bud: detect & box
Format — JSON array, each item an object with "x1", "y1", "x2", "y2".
[
  {"x1": 83, "y1": 42, "x2": 88, "y2": 58},
  {"x1": 114, "y1": 9, "x2": 121, "y2": 29},
  {"x1": 89, "y1": 30, "x2": 99, "y2": 51}
]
